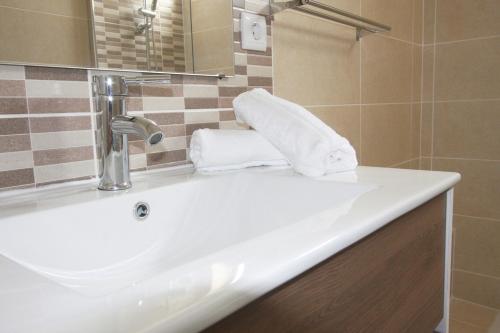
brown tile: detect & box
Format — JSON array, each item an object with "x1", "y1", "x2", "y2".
[
  {"x1": 234, "y1": 65, "x2": 247, "y2": 75},
  {"x1": 160, "y1": 124, "x2": 186, "y2": 137},
  {"x1": 412, "y1": 0, "x2": 423, "y2": 44},
  {"x1": 361, "y1": 104, "x2": 412, "y2": 167},
  {"x1": 147, "y1": 149, "x2": 187, "y2": 166},
  {"x1": 361, "y1": 0, "x2": 414, "y2": 42},
  {"x1": 452, "y1": 270, "x2": 500, "y2": 309},
  {"x1": 433, "y1": 159, "x2": 500, "y2": 220},
  {"x1": 248, "y1": 77, "x2": 273, "y2": 87},
  {"x1": 142, "y1": 85, "x2": 183, "y2": 97},
  {"x1": 412, "y1": 45, "x2": 423, "y2": 102},
  {"x1": 0, "y1": 118, "x2": 29, "y2": 135},
  {"x1": 247, "y1": 55, "x2": 272, "y2": 66},
  {"x1": 185, "y1": 98, "x2": 219, "y2": 109},
  {"x1": 0, "y1": 168, "x2": 34, "y2": 188},
  {"x1": 435, "y1": 37, "x2": 500, "y2": 100},
  {"x1": 453, "y1": 215, "x2": 500, "y2": 278},
  {"x1": 0, "y1": 134, "x2": 31, "y2": 153},
  {"x1": 451, "y1": 298, "x2": 500, "y2": 330},
  {"x1": 186, "y1": 122, "x2": 219, "y2": 136},
  {"x1": 125, "y1": 97, "x2": 143, "y2": 112},
  {"x1": 145, "y1": 112, "x2": 184, "y2": 125},
  {"x1": 0, "y1": 98, "x2": 28, "y2": 114},
  {"x1": 420, "y1": 157, "x2": 432, "y2": 170},
  {"x1": 25, "y1": 66, "x2": 87, "y2": 81},
  {"x1": 218, "y1": 87, "x2": 247, "y2": 97},
  {"x1": 433, "y1": 101, "x2": 500, "y2": 160},
  {"x1": 308, "y1": 105, "x2": 361, "y2": 155},
  {"x1": 30, "y1": 116, "x2": 91, "y2": 133},
  {"x1": 127, "y1": 85, "x2": 142, "y2": 97},
  {"x1": 28, "y1": 98, "x2": 90, "y2": 113},
  {"x1": 436, "y1": 0, "x2": 500, "y2": 42},
  {"x1": 219, "y1": 97, "x2": 234, "y2": 108},
  {"x1": 0, "y1": 80, "x2": 25, "y2": 97},
  {"x1": 33, "y1": 146, "x2": 94, "y2": 166},
  {"x1": 128, "y1": 141, "x2": 145, "y2": 155},
  {"x1": 362, "y1": 35, "x2": 413, "y2": 103},
  {"x1": 219, "y1": 110, "x2": 236, "y2": 121}
]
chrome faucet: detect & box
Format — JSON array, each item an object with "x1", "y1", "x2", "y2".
[{"x1": 94, "y1": 75, "x2": 164, "y2": 191}]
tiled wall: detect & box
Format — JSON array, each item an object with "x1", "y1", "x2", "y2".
[
  {"x1": 419, "y1": 0, "x2": 500, "y2": 327},
  {"x1": 0, "y1": 0, "x2": 272, "y2": 191},
  {"x1": 0, "y1": 0, "x2": 92, "y2": 67},
  {"x1": 273, "y1": 0, "x2": 423, "y2": 169},
  {"x1": 93, "y1": 0, "x2": 186, "y2": 72}
]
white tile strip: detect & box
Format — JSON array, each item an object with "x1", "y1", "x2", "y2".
[
  {"x1": 0, "y1": 151, "x2": 33, "y2": 172},
  {"x1": 0, "y1": 65, "x2": 25, "y2": 80},
  {"x1": 34, "y1": 160, "x2": 95, "y2": 183},
  {"x1": 142, "y1": 97, "x2": 186, "y2": 111},
  {"x1": 25, "y1": 80, "x2": 90, "y2": 98},
  {"x1": 184, "y1": 111, "x2": 219, "y2": 124},
  {"x1": 247, "y1": 65, "x2": 272, "y2": 78},
  {"x1": 30, "y1": 130, "x2": 94, "y2": 150},
  {"x1": 183, "y1": 85, "x2": 219, "y2": 98}
]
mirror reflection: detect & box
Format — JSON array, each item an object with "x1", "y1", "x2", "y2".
[{"x1": 0, "y1": 0, "x2": 235, "y2": 75}]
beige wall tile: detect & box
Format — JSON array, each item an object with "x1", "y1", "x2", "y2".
[
  {"x1": 433, "y1": 101, "x2": 500, "y2": 160},
  {"x1": 423, "y1": 0, "x2": 436, "y2": 44},
  {"x1": 30, "y1": 130, "x2": 94, "y2": 150},
  {"x1": 273, "y1": 11, "x2": 360, "y2": 106},
  {"x1": 0, "y1": 65, "x2": 25, "y2": 80},
  {"x1": 412, "y1": 45, "x2": 423, "y2": 102},
  {"x1": 410, "y1": 103, "x2": 421, "y2": 159},
  {"x1": 451, "y1": 298, "x2": 500, "y2": 330},
  {"x1": 308, "y1": 105, "x2": 361, "y2": 155},
  {"x1": 453, "y1": 270, "x2": 500, "y2": 310},
  {"x1": 454, "y1": 215, "x2": 500, "y2": 278},
  {"x1": 25, "y1": 81, "x2": 89, "y2": 98},
  {"x1": 420, "y1": 102, "x2": 432, "y2": 156},
  {"x1": 361, "y1": 0, "x2": 413, "y2": 42},
  {"x1": 361, "y1": 35, "x2": 412, "y2": 103},
  {"x1": 192, "y1": 27, "x2": 234, "y2": 74},
  {"x1": 0, "y1": 0, "x2": 89, "y2": 19},
  {"x1": 412, "y1": 0, "x2": 423, "y2": 44},
  {"x1": 361, "y1": 104, "x2": 412, "y2": 166},
  {"x1": 436, "y1": 0, "x2": 500, "y2": 42},
  {"x1": 421, "y1": 46, "x2": 434, "y2": 102},
  {"x1": 0, "y1": 7, "x2": 91, "y2": 67},
  {"x1": 435, "y1": 37, "x2": 500, "y2": 100},
  {"x1": 449, "y1": 319, "x2": 489, "y2": 333},
  {"x1": 433, "y1": 159, "x2": 500, "y2": 220},
  {"x1": 191, "y1": 0, "x2": 233, "y2": 32}
]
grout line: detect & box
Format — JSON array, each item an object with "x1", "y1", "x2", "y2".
[
  {"x1": 389, "y1": 157, "x2": 421, "y2": 168},
  {"x1": 429, "y1": 0, "x2": 438, "y2": 171},
  {"x1": 432, "y1": 156, "x2": 500, "y2": 162},
  {"x1": 423, "y1": 34, "x2": 500, "y2": 46},
  {"x1": 453, "y1": 268, "x2": 500, "y2": 282},
  {"x1": 452, "y1": 297, "x2": 500, "y2": 312},
  {"x1": 454, "y1": 213, "x2": 500, "y2": 223}
]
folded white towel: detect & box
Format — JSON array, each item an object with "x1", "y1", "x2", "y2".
[
  {"x1": 233, "y1": 88, "x2": 358, "y2": 177},
  {"x1": 189, "y1": 129, "x2": 289, "y2": 172}
]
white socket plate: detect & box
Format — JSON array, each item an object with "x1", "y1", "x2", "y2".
[{"x1": 240, "y1": 12, "x2": 267, "y2": 52}]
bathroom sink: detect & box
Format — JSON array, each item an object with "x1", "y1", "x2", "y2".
[{"x1": 0, "y1": 170, "x2": 374, "y2": 296}]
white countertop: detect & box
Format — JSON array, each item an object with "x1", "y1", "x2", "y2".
[{"x1": 0, "y1": 166, "x2": 460, "y2": 333}]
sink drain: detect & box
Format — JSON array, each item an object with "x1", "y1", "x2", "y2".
[{"x1": 133, "y1": 202, "x2": 150, "y2": 221}]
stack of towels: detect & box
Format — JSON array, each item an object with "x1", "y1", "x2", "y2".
[{"x1": 189, "y1": 88, "x2": 358, "y2": 177}]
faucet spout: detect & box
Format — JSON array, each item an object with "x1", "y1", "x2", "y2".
[{"x1": 112, "y1": 116, "x2": 164, "y2": 145}]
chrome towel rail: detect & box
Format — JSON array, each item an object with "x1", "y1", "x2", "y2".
[{"x1": 270, "y1": 0, "x2": 391, "y2": 41}]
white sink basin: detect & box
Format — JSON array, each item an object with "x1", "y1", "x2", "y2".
[{"x1": 0, "y1": 170, "x2": 374, "y2": 296}]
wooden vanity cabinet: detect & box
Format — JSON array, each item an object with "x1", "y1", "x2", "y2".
[{"x1": 204, "y1": 194, "x2": 446, "y2": 333}]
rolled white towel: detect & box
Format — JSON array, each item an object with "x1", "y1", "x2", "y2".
[
  {"x1": 189, "y1": 129, "x2": 289, "y2": 172},
  {"x1": 233, "y1": 88, "x2": 358, "y2": 177}
]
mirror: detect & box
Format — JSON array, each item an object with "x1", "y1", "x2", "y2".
[{"x1": 0, "y1": 0, "x2": 235, "y2": 76}]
